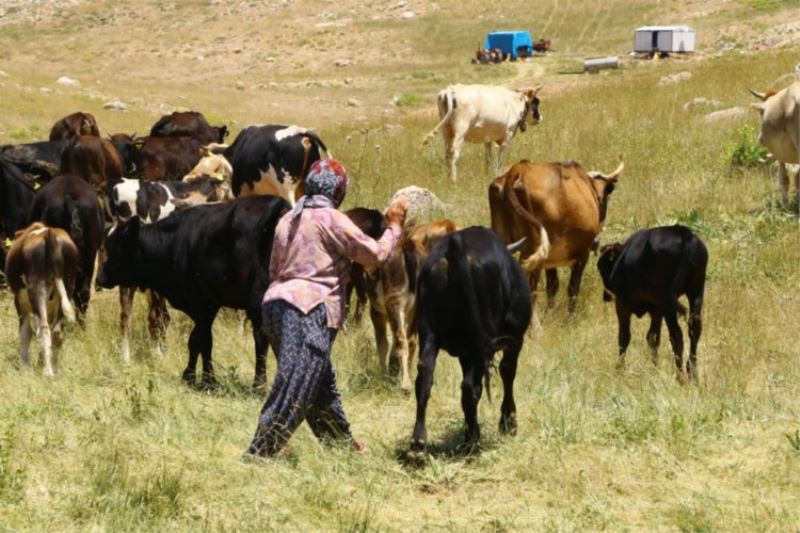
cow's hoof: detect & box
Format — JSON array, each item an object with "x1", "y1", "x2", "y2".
[
  {"x1": 400, "y1": 380, "x2": 413, "y2": 394},
  {"x1": 251, "y1": 378, "x2": 267, "y2": 395},
  {"x1": 676, "y1": 371, "x2": 690, "y2": 386},
  {"x1": 181, "y1": 369, "x2": 196, "y2": 386},
  {"x1": 200, "y1": 375, "x2": 219, "y2": 390},
  {"x1": 388, "y1": 356, "x2": 400, "y2": 375},
  {"x1": 407, "y1": 440, "x2": 428, "y2": 465},
  {"x1": 499, "y1": 414, "x2": 517, "y2": 436}
]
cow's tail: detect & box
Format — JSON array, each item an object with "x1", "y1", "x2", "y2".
[
  {"x1": 66, "y1": 195, "x2": 84, "y2": 262},
  {"x1": 671, "y1": 226, "x2": 695, "y2": 318},
  {"x1": 45, "y1": 228, "x2": 76, "y2": 323},
  {"x1": 503, "y1": 172, "x2": 549, "y2": 273},
  {"x1": 421, "y1": 88, "x2": 455, "y2": 147},
  {"x1": 445, "y1": 234, "x2": 516, "y2": 402}
]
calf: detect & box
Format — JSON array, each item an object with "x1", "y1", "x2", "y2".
[
  {"x1": 410, "y1": 227, "x2": 531, "y2": 456},
  {"x1": 367, "y1": 219, "x2": 458, "y2": 390},
  {"x1": 182, "y1": 153, "x2": 233, "y2": 182},
  {"x1": 49, "y1": 112, "x2": 100, "y2": 141},
  {"x1": 97, "y1": 196, "x2": 288, "y2": 389},
  {"x1": 27, "y1": 174, "x2": 105, "y2": 318},
  {"x1": 344, "y1": 207, "x2": 387, "y2": 323},
  {"x1": 597, "y1": 225, "x2": 708, "y2": 382},
  {"x1": 5, "y1": 223, "x2": 79, "y2": 376}
]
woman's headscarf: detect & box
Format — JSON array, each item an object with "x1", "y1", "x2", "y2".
[{"x1": 288, "y1": 158, "x2": 350, "y2": 221}]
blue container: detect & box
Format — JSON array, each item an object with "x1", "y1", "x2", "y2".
[{"x1": 483, "y1": 31, "x2": 533, "y2": 59}]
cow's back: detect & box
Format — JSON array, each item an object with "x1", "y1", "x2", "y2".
[{"x1": 761, "y1": 81, "x2": 800, "y2": 164}]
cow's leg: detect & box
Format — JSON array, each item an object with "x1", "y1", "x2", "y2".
[
  {"x1": 249, "y1": 307, "x2": 269, "y2": 392},
  {"x1": 459, "y1": 356, "x2": 485, "y2": 451},
  {"x1": 386, "y1": 294, "x2": 412, "y2": 390},
  {"x1": 74, "y1": 269, "x2": 91, "y2": 322},
  {"x1": 119, "y1": 286, "x2": 135, "y2": 364},
  {"x1": 527, "y1": 267, "x2": 543, "y2": 331},
  {"x1": 34, "y1": 286, "x2": 55, "y2": 378},
  {"x1": 448, "y1": 134, "x2": 464, "y2": 183},
  {"x1": 51, "y1": 316, "x2": 64, "y2": 376},
  {"x1": 498, "y1": 344, "x2": 521, "y2": 436},
  {"x1": 778, "y1": 162, "x2": 789, "y2": 207},
  {"x1": 495, "y1": 137, "x2": 512, "y2": 177},
  {"x1": 483, "y1": 143, "x2": 493, "y2": 175},
  {"x1": 687, "y1": 294, "x2": 704, "y2": 383},
  {"x1": 410, "y1": 334, "x2": 438, "y2": 457},
  {"x1": 18, "y1": 314, "x2": 33, "y2": 367},
  {"x1": 615, "y1": 301, "x2": 631, "y2": 370},
  {"x1": 794, "y1": 165, "x2": 800, "y2": 213},
  {"x1": 545, "y1": 269, "x2": 559, "y2": 309},
  {"x1": 184, "y1": 310, "x2": 218, "y2": 387},
  {"x1": 567, "y1": 255, "x2": 589, "y2": 314},
  {"x1": 147, "y1": 290, "x2": 169, "y2": 355},
  {"x1": 646, "y1": 311, "x2": 663, "y2": 366},
  {"x1": 664, "y1": 305, "x2": 685, "y2": 382},
  {"x1": 369, "y1": 306, "x2": 389, "y2": 373}
]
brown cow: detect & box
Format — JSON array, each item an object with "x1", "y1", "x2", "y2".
[
  {"x1": 60, "y1": 135, "x2": 124, "y2": 195},
  {"x1": 366, "y1": 219, "x2": 458, "y2": 390},
  {"x1": 5, "y1": 223, "x2": 79, "y2": 376},
  {"x1": 49, "y1": 112, "x2": 100, "y2": 141},
  {"x1": 149, "y1": 111, "x2": 228, "y2": 145},
  {"x1": 489, "y1": 159, "x2": 623, "y2": 320},
  {"x1": 132, "y1": 136, "x2": 205, "y2": 182}
]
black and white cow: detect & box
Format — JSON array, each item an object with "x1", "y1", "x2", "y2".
[
  {"x1": 97, "y1": 196, "x2": 288, "y2": 389},
  {"x1": 597, "y1": 225, "x2": 708, "y2": 382},
  {"x1": 410, "y1": 227, "x2": 531, "y2": 457},
  {"x1": 222, "y1": 124, "x2": 330, "y2": 205}
]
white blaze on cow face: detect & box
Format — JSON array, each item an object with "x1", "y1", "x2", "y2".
[
  {"x1": 113, "y1": 178, "x2": 142, "y2": 222},
  {"x1": 274, "y1": 125, "x2": 309, "y2": 142}
]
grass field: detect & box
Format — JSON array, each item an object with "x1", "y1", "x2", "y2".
[{"x1": 1, "y1": 1, "x2": 799, "y2": 531}]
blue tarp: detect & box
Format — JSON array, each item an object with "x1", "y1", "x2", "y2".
[{"x1": 483, "y1": 31, "x2": 533, "y2": 59}]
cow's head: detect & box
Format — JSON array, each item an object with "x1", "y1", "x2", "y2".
[
  {"x1": 596, "y1": 242, "x2": 623, "y2": 302},
  {"x1": 518, "y1": 85, "x2": 544, "y2": 131},
  {"x1": 97, "y1": 219, "x2": 140, "y2": 289},
  {"x1": 108, "y1": 133, "x2": 138, "y2": 175},
  {"x1": 587, "y1": 159, "x2": 623, "y2": 222}
]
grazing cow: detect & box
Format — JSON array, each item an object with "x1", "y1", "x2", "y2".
[
  {"x1": 28, "y1": 174, "x2": 105, "y2": 318},
  {"x1": 421, "y1": 84, "x2": 543, "y2": 182},
  {"x1": 5, "y1": 223, "x2": 79, "y2": 376},
  {"x1": 0, "y1": 159, "x2": 37, "y2": 239},
  {"x1": 409, "y1": 227, "x2": 531, "y2": 457},
  {"x1": 366, "y1": 219, "x2": 458, "y2": 390},
  {"x1": 222, "y1": 124, "x2": 330, "y2": 204},
  {"x1": 0, "y1": 140, "x2": 67, "y2": 180},
  {"x1": 97, "y1": 196, "x2": 288, "y2": 389},
  {"x1": 489, "y1": 159, "x2": 623, "y2": 318},
  {"x1": 150, "y1": 111, "x2": 228, "y2": 145},
  {"x1": 344, "y1": 207, "x2": 387, "y2": 323},
  {"x1": 49, "y1": 112, "x2": 100, "y2": 141},
  {"x1": 749, "y1": 81, "x2": 800, "y2": 208},
  {"x1": 597, "y1": 225, "x2": 708, "y2": 382},
  {"x1": 60, "y1": 135, "x2": 125, "y2": 195}
]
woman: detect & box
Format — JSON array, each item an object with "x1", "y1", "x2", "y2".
[{"x1": 245, "y1": 158, "x2": 407, "y2": 458}]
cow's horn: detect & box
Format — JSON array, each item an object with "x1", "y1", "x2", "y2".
[
  {"x1": 506, "y1": 237, "x2": 526, "y2": 254},
  {"x1": 748, "y1": 89, "x2": 767, "y2": 101},
  {"x1": 533, "y1": 84, "x2": 544, "y2": 94},
  {"x1": 608, "y1": 158, "x2": 624, "y2": 179}
]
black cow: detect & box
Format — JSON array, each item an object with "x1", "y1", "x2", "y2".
[
  {"x1": 27, "y1": 174, "x2": 105, "y2": 318},
  {"x1": 150, "y1": 111, "x2": 228, "y2": 145},
  {"x1": 0, "y1": 140, "x2": 67, "y2": 181},
  {"x1": 97, "y1": 196, "x2": 288, "y2": 389},
  {"x1": 0, "y1": 159, "x2": 37, "y2": 239},
  {"x1": 410, "y1": 227, "x2": 531, "y2": 457},
  {"x1": 223, "y1": 124, "x2": 330, "y2": 202},
  {"x1": 597, "y1": 225, "x2": 708, "y2": 382}
]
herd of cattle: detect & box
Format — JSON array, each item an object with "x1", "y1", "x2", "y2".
[{"x1": 0, "y1": 78, "x2": 796, "y2": 453}]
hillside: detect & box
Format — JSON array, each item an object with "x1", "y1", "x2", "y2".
[{"x1": 0, "y1": 1, "x2": 799, "y2": 532}]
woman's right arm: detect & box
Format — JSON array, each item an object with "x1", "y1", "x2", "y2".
[{"x1": 327, "y1": 198, "x2": 408, "y2": 269}]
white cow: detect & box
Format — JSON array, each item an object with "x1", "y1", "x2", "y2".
[
  {"x1": 422, "y1": 84, "x2": 543, "y2": 182},
  {"x1": 750, "y1": 81, "x2": 800, "y2": 208}
]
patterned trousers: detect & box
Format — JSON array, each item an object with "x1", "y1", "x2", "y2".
[{"x1": 247, "y1": 299, "x2": 352, "y2": 457}]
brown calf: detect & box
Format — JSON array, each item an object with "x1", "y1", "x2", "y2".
[
  {"x1": 49, "y1": 112, "x2": 100, "y2": 141},
  {"x1": 366, "y1": 219, "x2": 458, "y2": 390},
  {"x1": 5, "y1": 223, "x2": 79, "y2": 376}
]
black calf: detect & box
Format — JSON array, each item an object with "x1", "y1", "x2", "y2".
[{"x1": 597, "y1": 225, "x2": 708, "y2": 381}]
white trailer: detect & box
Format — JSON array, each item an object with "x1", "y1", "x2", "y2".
[{"x1": 634, "y1": 26, "x2": 695, "y2": 54}]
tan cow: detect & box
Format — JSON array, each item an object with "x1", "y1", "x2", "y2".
[
  {"x1": 489, "y1": 160, "x2": 623, "y2": 320},
  {"x1": 366, "y1": 219, "x2": 458, "y2": 390},
  {"x1": 422, "y1": 84, "x2": 543, "y2": 182},
  {"x1": 5, "y1": 223, "x2": 79, "y2": 376},
  {"x1": 750, "y1": 81, "x2": 800, "y2": 208},
  {"x1": 182, "y1": 152, "x2": 233, "y2": 183}
]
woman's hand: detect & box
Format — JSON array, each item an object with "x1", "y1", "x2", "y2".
[{"x1": 386, "y1": 196, "x2": 408, "y2": 228}]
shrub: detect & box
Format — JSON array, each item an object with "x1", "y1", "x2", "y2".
[{"x1": 725, "y1": 125, "x2": 770, "y2": 168}]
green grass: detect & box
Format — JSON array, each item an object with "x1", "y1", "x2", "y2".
[{"x1": 0, "y1": 1, "x2": 799, "y2": 531}]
